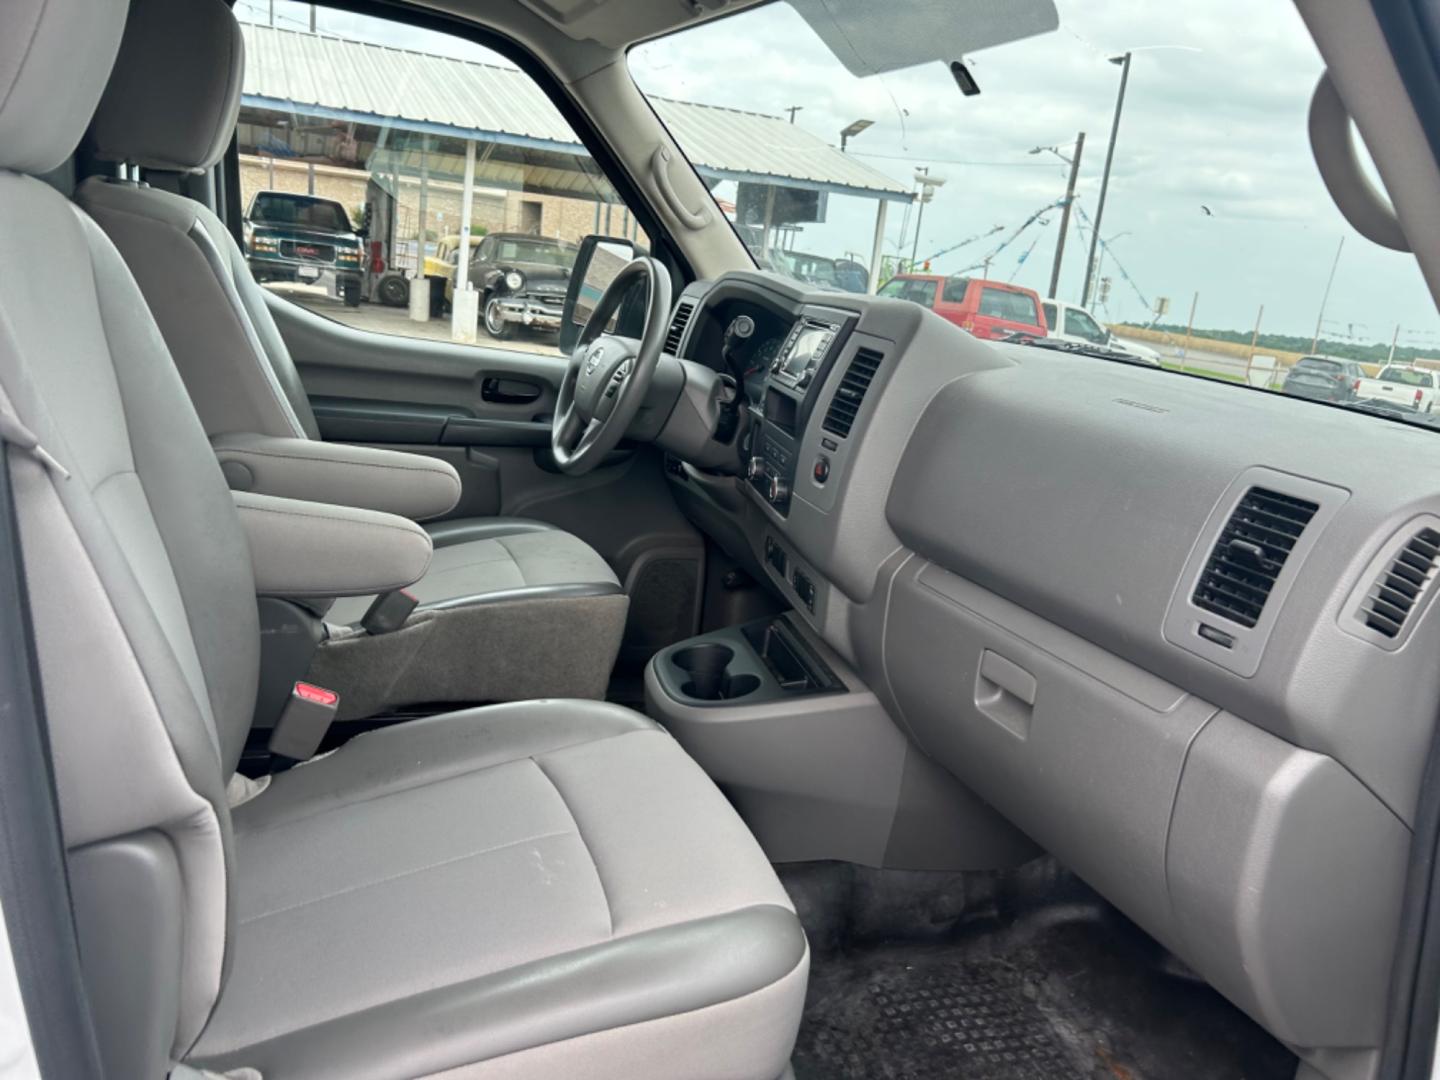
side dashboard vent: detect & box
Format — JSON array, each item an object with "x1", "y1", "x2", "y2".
[
  {"x1": 665, "y1": 299, "x2": 696, "y2": 356},
  {"x1": 1192, "y1": 486, "x2": 1320, "y2": 628},
  {"x1": 821, "y1": 348, "x2": 884, "y2": 438},
  {"x1": 1361, "y1": 527, "x2": 1440, "y2": 639}
]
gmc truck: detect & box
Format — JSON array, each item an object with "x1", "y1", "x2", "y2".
[{"x1": 243, "y1": 190, "x2": 366, "y2": 307}]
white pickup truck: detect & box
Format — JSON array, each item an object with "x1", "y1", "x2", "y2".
[
  {"x1": 1355, "y1": 365, "x2": 1438, "y2": 413},
  {"x1": 1041, "y1": 298, "x2": 1163, "y2": 366}
]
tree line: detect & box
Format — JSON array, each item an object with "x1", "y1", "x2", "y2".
[{"x1": 1149, "y1": 323, "x2": 1430, "y2": 365}]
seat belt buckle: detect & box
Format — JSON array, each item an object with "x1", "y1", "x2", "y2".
[
  {"x1": 267, "y1": 681, "x2": 339, "y2": 762},
  {"x1": 361, "y1": 588, "x2": 418, "y2": 635}
]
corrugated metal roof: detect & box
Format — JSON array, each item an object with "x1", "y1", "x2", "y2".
[{"x1": 240, "y1": 24, "x2": 911, "y2": 201}]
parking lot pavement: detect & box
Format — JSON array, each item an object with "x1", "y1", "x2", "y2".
[{"x1": 273, "y1": 286, "x2": 565, "y2": 359}]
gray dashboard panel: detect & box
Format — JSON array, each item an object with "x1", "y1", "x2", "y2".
[
  {"x1": 665, "y1": 272, "x2": 1431, "y2": 1077},
  {"x1": 885, "y1": 353, "x2": 1440, "y2": 823}
]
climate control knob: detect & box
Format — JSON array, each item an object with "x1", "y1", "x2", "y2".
[{"x1": 767, "y1": 474, "x2": 790, "y2": 505}]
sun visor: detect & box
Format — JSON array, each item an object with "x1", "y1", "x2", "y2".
[{"x1": 788, "y1": 0, "x2": 1059, "y2": 77}]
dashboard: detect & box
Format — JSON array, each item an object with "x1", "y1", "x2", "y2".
[{"x1": 658, "y1": 268, "x2": 1436, "y2": 1079}]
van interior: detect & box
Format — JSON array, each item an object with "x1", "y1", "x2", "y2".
[{"x1": 1, "y1": 1, "x2": 1440, "y2": 1078}]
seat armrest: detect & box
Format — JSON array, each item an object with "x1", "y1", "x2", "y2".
[
  {"x1": 233, "y1": 491, "x2": 433, "y2": 599},
  {"x1": 213, "y1": 433, "x2": 461, "y2": 521}
]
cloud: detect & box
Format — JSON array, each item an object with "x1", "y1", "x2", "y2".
[{"x1": 631, "y1": 0, "x2": 1436, "y2": 338}]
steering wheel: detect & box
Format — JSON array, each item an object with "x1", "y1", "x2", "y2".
[{"x1": 551, "y1": 256, "x2": 672, "y2": 475}]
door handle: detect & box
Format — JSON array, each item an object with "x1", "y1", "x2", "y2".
[
  {"x1": 975, "y1": 650, "x2": 1036, "y2": 739},
  {"x1": 481, "y1": 377, "x2": 542, "y2": 405}
]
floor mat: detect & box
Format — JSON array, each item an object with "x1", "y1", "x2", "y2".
[{"x1": 792, "y1": 912, "x2": 1297, "y2": 1080}]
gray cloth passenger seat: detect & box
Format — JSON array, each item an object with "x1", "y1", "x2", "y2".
[
  {"x1": 0, "y1": 1, "x2": 808, "y2": 1076},
  {"x1": 73, "y1": 0, "x2": 627, "y2": 716}
]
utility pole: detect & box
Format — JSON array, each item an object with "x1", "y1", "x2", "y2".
[
  {"x1": 786, "y1": 106, "x2": 803, "y2": 125},
  {"x1": 1243, "y1": 304, "x2": 1265, "y2": 383},
  {"x1": 1047, "y1": 132, "x2": 1085, "y2": 301},
  {"x1": 1083, "y1": 53, "x2": 1132, "y2": 308},
  {"x1": 1311, "y1": 236, "x2": 1345, "y2": 353},
  {"x1": 1389, "y1": 324, "x2": 1401, "y2": 363},
  {"x1": 1180, "y1": 291, "x2": 1198, "y2": 372},
  {"x1": 309, "y1": 4, "x2": 316, "y2": 31}
]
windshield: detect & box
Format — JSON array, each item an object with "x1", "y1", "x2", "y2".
[
  {"x1": 879, "y1": 278, "x2": 937, "y2": 306},
  {"x1": 630, "y1": 0, "x2": 1440, "y2": 429},
  {"x1": 249, "y1": 193, "x2": 351, "y2": 232},
  {"x1": 1378, "y1": 367, "x2": 1434, "y2": 387},
  {"x1": 491, "y1": 238, "x2": 575, "y2": 267}
]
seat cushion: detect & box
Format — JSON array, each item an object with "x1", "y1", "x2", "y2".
[
  {"x1": 324, "y1": 518, "x2": 621, "y2": 625},
  {"x1": 309, "y1": 521, "x2": 628, "y2": 718},
  {"x1": 189, "y1": 702, "x2": 808, "y2": 1079}
]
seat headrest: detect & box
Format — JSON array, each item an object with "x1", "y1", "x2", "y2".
[
  {"x1": 88, "y1": 0, "x2": 243, "y2": 174},
  {"x1": 0, "y1": 0, "x2": 130, "y2": 174}
]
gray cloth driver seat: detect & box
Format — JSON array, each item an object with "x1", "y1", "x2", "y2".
[
  {"x1": 0, "y1": 0, "x2": 809, "y2": 1076},
  {"x1": 74, "y1": 0, "x2": 626, "y2": 715}
]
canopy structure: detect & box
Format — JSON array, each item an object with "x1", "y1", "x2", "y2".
[{"x1": 237, "y1": 23, "x2": 911, "y2": 289}]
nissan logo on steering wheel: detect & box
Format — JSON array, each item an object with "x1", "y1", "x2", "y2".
[{"x1": 584, "y1": 344, "x2": 605, "y2": 376}]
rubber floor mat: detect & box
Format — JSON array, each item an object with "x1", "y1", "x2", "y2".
[
  {"x1": 792, "y1": 917, "x2": 1297, "y2": 1080},
  {"x1": 798, "y1": 951, "x2": 1089, "y2": 1079}
]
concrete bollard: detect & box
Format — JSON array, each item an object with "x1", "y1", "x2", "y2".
[
  {"x1": 451, "y1": 287, "x2": 479, "y2": 345},
  {"x1": 408, "y1": 274, "x2": 432, "y2": 323}
]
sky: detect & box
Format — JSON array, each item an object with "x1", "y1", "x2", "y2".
[{"x1": 246, "y1": 0, "x2": 1439, "y2": 348}]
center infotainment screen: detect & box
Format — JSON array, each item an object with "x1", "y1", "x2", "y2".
[{"x1": 776, "y1": 321, "x2": 837, "y2": 385}]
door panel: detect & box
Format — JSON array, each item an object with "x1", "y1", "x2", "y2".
[{"x1": 267, "y1": 292, "x2": 704, "y2": 619}]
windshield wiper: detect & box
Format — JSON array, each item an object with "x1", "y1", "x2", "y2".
[
  {"x1": 1000, "y1": 334, "x2": 1156, "y2": 367},
  {"x1": 1337, "y1": 397, "x2": 1440, "y2": 430}
]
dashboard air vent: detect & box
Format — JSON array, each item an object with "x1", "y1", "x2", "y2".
[
  {"x1": 821, "y1": 348, "x2": 883, "y2": 438},
  {"x1": 664, "y1": 299, "x2": 696, "y2": 356},
  {"x1": 1191, "y1": 486, "x2": 1320, "y2": 628},
  {"x1": 1361, "y1": 527, "x2": 1440, "y2": 638}
]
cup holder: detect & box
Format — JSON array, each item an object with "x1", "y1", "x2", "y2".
[{"x1": 671, "y1": 644, "x2": 761, "y2": 702}]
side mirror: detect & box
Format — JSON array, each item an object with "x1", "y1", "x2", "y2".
[{"x1": 559, "y1": 234, "x2": 644, "y2": 355}]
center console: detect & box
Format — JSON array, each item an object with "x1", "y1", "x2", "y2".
[
  {"x1": 644, "y1": 614, "x2": 1036, "y2": 871},
  {"x1": 746, "y1": 305, "x2": 857, "y2": 514}
]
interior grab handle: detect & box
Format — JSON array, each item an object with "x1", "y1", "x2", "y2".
[{"x1": 650, "y1": 146, "x2": 713, "y2": 232}]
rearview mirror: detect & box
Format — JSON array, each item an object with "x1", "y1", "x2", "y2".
[{"x1": 559, "y1": 235, "x2": 642, "y2": 354}]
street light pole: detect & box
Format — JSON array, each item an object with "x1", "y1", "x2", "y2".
[
  {"x1": 907, "y1": 168, "x2": 945, "y2": 272},
  {"x1": 1082, "y1": 52, "x2": 1131, "y2": 308},
  {"x1": 1047, "y1": 132, "x2": 1085, "y2": 300},
  {"x1": 909, "y1": 168, "x2": 929, "y2": 272}
]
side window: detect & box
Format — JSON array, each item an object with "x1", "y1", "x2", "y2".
[
  {"x1": 1065, "y1": 308, "x2": 1105, "y2": 343},
  {"x1": 1042, "y1": 302, "x2": 1057, "y2": 330},
  {"x1": 978, "y1": 287, "x2": 1039, "y2": 324},
  {"x1": 235, "y1": 9, "x2": 648, "y2": 358},
  {"x1": 942, "y1": 278, "x2": 971, "y2": 304}
]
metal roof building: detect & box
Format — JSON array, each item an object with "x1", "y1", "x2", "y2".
[{"x1": 239, "y1": 24, "x2": 911, "y2": 203}]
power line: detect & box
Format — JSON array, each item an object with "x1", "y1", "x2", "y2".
[{"x1": 1073, "y1": 204, "x2": 1149, "y2": 313}]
